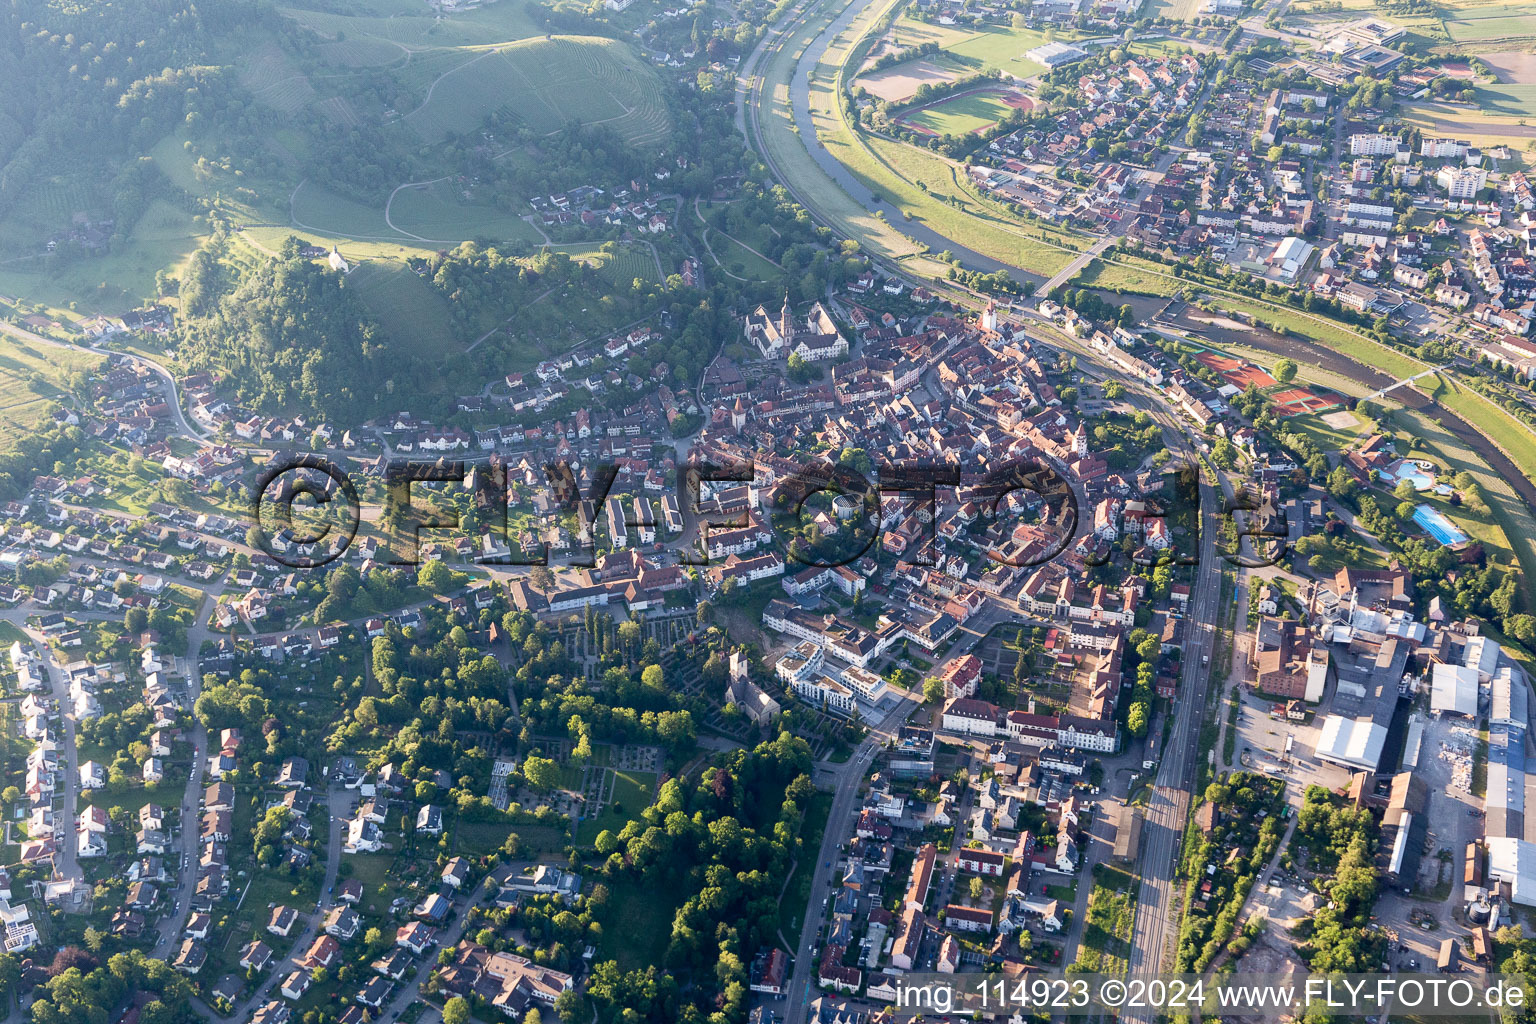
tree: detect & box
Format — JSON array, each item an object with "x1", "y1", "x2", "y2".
[
  {"x1": 969, "y1": 875, "x2": 985, "y2": 900},
  {"x1": 1273, "y1": 358, "x2": 1297, "y2": 383},
  {"x1": 554, "y1": 989, "x2": 581, "y2": 1024},
  {"x1": 418, "y1": 560, "x2": 455, "y2": 594},
  {"x1": 1327, "y1": 466, "x2": 1357, "y2": 501},
  {"x1": 522, "y1": 756, "x2": 560, "y2": 790},
  {"x1": 923, "y1": 678, "x2": 945, "y2": 704},
  {"x1": 443, "y1": 997, "x2": 471, "y2": 1024}
]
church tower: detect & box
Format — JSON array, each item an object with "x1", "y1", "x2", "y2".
[
  {"x1": 779, "y1": 293, "x2": 795, "y2": 345},
  {"x1": 731, "y1": 396, "x2": 748, "y2": 433}
]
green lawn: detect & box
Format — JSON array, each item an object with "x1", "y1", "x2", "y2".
[
  {"x1": 1075, "y1": 254, "x2": 1182, "y2": 296},
  {"x1": 575, "y1": 769, "x2": 657, "y2": 845},
  {"x1": 342, "y1": 852, "x2": 398, "y2": 916},
  {"x1": 883, "y1": 15, "x2": 1051, "y2": 75},
  {"x1": 710, "y1": 231, "x2": 782, "y2": 281},
  {"x1": 904, "y1": 90, "x2": 1021, "y2": 137},
  {"x1": 595, "y1": 872, "x2": 680, "y2": 968},
  {"x1": 1283, "y1": 409, "x2": 1368, "y2": 454},
  {"x1": 402, "y1": 37, "x2": 670, "y2": 146}
]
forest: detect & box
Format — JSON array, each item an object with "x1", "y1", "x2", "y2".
[
  {"x1": 585, "y1": 732, "x2": 815, "y2": 1024},
  {"x1": 176, "y1": 233, "x2": 390, "y2": 422}
]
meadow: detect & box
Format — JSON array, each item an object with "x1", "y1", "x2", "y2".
[
  {"x1": 0, "y1": 331, "x2": 102, "y2": 451},
  {"x1": 401, "y1": 37, "x2": 670, "y2": 146},
  {"x1": 385, "y1": 180, "x2": 544, "y2": 244},
  {"x1": 345, "y1": 262, "x2": 463, "y2": 359}
]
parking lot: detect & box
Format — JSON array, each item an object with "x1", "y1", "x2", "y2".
[{"x1": 1230, "y1": 688, "x2": 1353, "y2": 805}]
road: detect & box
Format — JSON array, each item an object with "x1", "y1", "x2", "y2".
[
  {"x1": 155, "y1": 593, "x2": 220, "y2": 949},
  {"x1": 226, "y1": 785, "x2": 349, "y2": 1019},
  {"x1": 780, "y1": 693, "x2": 921, "y2": 1024},
  {"x1": 0, "y1": 319, "x2": 206, "y2": 442},
  {"x1": 760, "y1": 19, "x2": 1244, "y2": 974},
  {"x1": 0, "y1": 618, "x2": 83, "y2": 893}
]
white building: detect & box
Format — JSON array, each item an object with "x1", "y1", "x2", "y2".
[
  {"x1": 1438, "y1": 165, "x2": 1489, "y2": 200},
  {"x1": 1420, "y1": 138, "x2": 1470, "y2": 159},
  {"x1": 1431, "y1": 663, "x2": 1479, "y2": 717},
  {"x1": 1314, "y1": 715, "x2": 1388, "y2": 771},
  {"x1": 1350, "y1": 133, "x2": 1400, "y2": 157},
  {"x1": 792, "y1": 675, "x2": 856, "y2": 717}
]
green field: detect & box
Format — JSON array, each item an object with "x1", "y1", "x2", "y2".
[
  {"x1": 386, "y1": 181, "x2": 542, "y2": 244},
  {"x1": 402, "y1": 37, "x2": 670, "y2": 146},
  {"x1": 1284, "y1": 409, "x2": 1370, "y2": 454},
  {"x1": 711, "y1": 231, "x2": 782, "y2": 281},
  {"x1": 597, "y1": 872, "x2": 680, "y2": 968},
  {"x1": 575, "y1": 769, "x2": 657, "y2": 845},
  {"x1": 0, "y1": 331, "x2": 101, "y2": 450},
  {"x1": 278, "y1": 0, "x2": 543, "y2": 49},
  {"x1": 1470, "y1": 81, "x2": 1536, "y2": 118},
  {"x1": 903, "y1": 90, "x2": 1022, "y2": 137},
  {"x1": 1444, "y1": 6, "x2": 1536, "y2": 42},
  {"x1": 290, "y1": 180, "x2": 397, "y2": 239},
  {"x1": 1075, "y1": 253, "x2": 1183, "y2": 296},
  {"x1": 882, "y1": 16, "x2": 1050, "y2": 76}
]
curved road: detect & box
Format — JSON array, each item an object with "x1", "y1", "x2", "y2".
[{"x1": 0, "y1": 320, "x2": 206, "y2": 442}]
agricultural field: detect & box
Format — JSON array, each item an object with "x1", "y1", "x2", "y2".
[
  {"x1": 594, "y1": 245, "x2": 664, "y2": 287},
  {"x1": 238, "y1": 40, "x2": 319, "y2": 114},
  {"x1": 1143, "y1": 0, "x2": 1209, "y2": 22},
  {"x1": 1442, "y1": 4, "x2": 1536, "y2": 43}
]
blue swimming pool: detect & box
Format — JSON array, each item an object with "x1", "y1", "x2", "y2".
[
  {"x1": 1413, "y1": 504, "x2": 1467, "y2": 547},
  {"x1": 1384, "y1": 459, "x2": 1435, "y2": 492}
]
